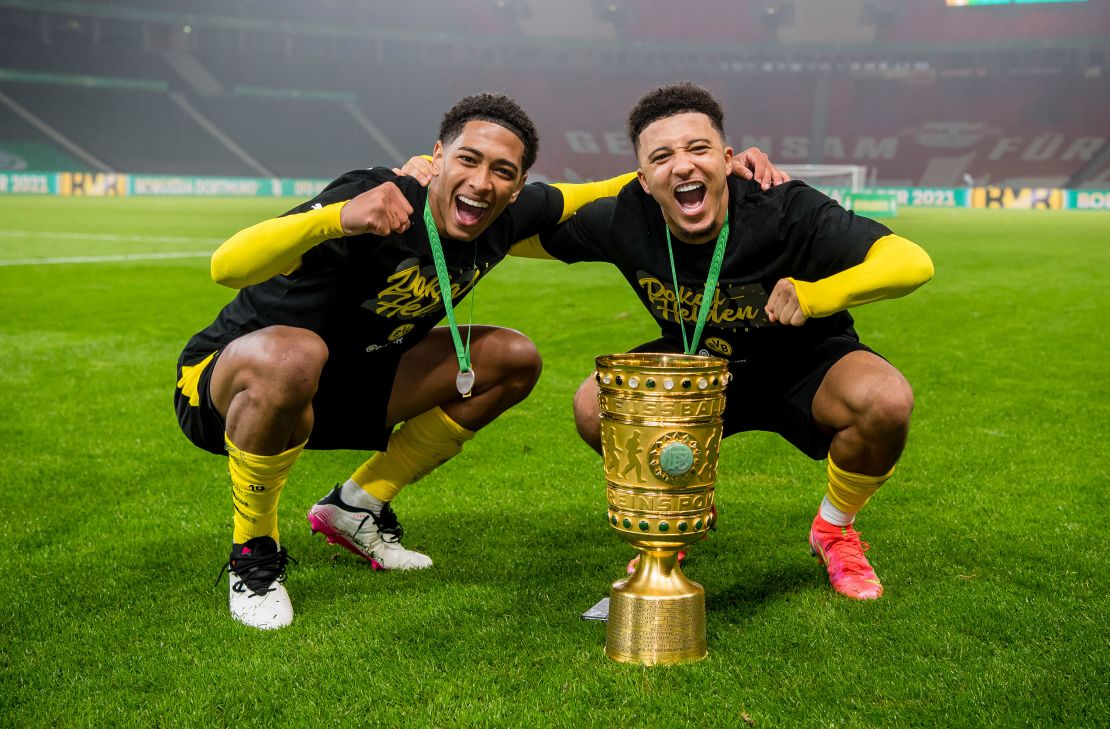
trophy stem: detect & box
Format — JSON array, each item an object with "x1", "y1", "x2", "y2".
[{"x1": 604, "y1": 549, "x2": 707, "y2": 665}]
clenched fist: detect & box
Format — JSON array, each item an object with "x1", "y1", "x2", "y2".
[
  {"x1": 340, "y1": 182, "x2": 414, "y2": 236},
  {"x1": 765, "y1": 278, "x2": 807, "y2": 326}
]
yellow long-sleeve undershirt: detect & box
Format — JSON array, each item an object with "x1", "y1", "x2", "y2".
[
  {"x1": 209, "y1": 173, "x2": 637, "y2": 289},
  {"x1": 210, "y1": 201, "x2": 345, "y2": 288},
  {"x1": 506, "y1": 174, "x2": 636, "y2": 260},
  {"x1": 553, "y1": 174, "x2": 637, "y2": 224},
  {"x1": 789, "y1": 234, "x2": 935, "y2": 318}
]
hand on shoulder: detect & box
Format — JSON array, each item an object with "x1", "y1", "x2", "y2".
[
  {"x1": 731, "y1": 147, "x2": 792, "y2": 191},
  {"x1": 392, "y1": 155, "x2": 436, "y2": 187}
]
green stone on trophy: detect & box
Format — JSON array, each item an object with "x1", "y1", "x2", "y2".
[{"x1": 659, "y1": 442, "x2": 694, "y2": 476}]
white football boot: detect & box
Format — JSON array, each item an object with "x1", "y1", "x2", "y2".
[
  {"x1": 306, "y1": 482, "x2": 432, "y2": 570},
  {"x1": 218, "y1": 536, "x2": 294, "y2": 629}
]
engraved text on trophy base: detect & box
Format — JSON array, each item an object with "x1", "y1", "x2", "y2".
[{"x1": 606, "y1": 592, "x2": 707, "y2": 662}]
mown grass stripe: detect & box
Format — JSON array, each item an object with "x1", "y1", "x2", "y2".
[
  {"x1": 0, "y1": 251, "x2": 212, "y2": 265},
  {"x1": 0, "y1": 229, "x2": 222, "y2": 244}
]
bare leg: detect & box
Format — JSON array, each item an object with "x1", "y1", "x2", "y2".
[
  {"x1": 811, "y1": 351, "x2": 914, "y2": 476},
  {"x1": 304, "y1": 326, "x2": 542, "y2": 569},
  {"x1": 204, "y1": 326, "x2": 327, "y2": 628},
  {"x1": 386, "y1": 325, "x2": 542, "y2": 430},
  {"x1": 808, "y1": 350, "x2": 912, "y2": 600},
  {"x1": 209, "y1": 325, "x2": 327, "y2": 455},
  {"x1": 572, "y1": 374, "x2": 603, "y2": 454}
]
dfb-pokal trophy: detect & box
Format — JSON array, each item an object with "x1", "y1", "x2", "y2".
[{"x1": 595, "y1": 352, "x2": 728, "y2": 665}]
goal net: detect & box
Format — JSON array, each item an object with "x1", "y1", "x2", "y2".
[{"x1": 780, "y1": 164, "x2": 867, "y2": 192}]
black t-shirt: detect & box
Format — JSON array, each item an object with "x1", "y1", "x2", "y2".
[
  {"x1": 539, "y1": 177, "x2": 892, "y2": 364},
  {"x1": 182, "y1": 168, "x2": 564, "y2": 364}
]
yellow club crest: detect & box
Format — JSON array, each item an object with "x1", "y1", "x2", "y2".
[
  {"x1": 388, "y1": 324, "x2": 415, "y2": 341},
  {"x1": 704, "y1": 337, "x2": 732, "y2": 357}
]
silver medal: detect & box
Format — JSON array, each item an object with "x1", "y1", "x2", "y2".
[{"x1": 456, "y1": 368, "x2": 476, "y2": 398}]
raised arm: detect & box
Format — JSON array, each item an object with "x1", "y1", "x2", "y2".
[
  {"x1": 210, "y1": 182, "x2": 412, "y2": 289},
  {"x1": 766, "y1": 235, "x2": 935, "y2": 325},
  {"x1": 210, "y1": 204, "x2": 344, "y2": 288}
]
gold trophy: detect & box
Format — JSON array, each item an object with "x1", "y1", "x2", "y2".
[{"x1": 595, "y1": 352, "x2": 728, "y2": 665}]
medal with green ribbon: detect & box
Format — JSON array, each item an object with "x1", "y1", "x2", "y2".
[
  {"x1": 423, "y1": 197, "x2": 477, "y2": 397},
  {"x1": 664, "y1": 217, "x2": 730, "y2": 355}
]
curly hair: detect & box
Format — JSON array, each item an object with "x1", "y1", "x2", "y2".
[
  {"x1": 438, "y1": 93, "x2": 539, "y2": 172},
  {"x1": 627, "y1": 82, "x2": 725, "y2": 152}
]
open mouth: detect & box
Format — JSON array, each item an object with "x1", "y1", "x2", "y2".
[
  {"x1": 674, "y1": 182, "x2": 706, "y2": 215},
  {"x1": 454, "y1": 194, "x2": 490, "y2": 227}
]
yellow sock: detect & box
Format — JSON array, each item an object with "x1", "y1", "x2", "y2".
[
  {"x1": 351, "y1": 407, "x2": 475, "y2": 502},
  {"x1": 825, "y1": 456, "x2": 894, "y2": 515},
  {"x1": 226, "y1": 435, "x2": 306, "y2": 544}
]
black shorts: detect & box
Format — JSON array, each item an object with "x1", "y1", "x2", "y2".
[
  {"x1": 174, "y1": 348, "x2": 402, "y2": 456},
  {"x1": 630, "y1": 335, "x2": 877, "y2": 460}
]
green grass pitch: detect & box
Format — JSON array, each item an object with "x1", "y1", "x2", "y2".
[{"x1": 1, "y1": 196, "x2": 1107, "y2": 727}]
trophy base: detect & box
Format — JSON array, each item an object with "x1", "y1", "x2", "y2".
[{"x1": 603, "y1": 551, "x2": 707, "y2": 665}]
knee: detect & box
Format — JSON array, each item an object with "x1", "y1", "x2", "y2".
[
  {"x1": 863, "y1": 377, "x2": 914, "y2": 437},
  {"x1": 573, "y1": 377, "x2": 602, "y2": 451},
  {"x1": 487, "y1": 329, "x2": 542, "y2": 398},
  {"x1": 231, "y1": 327, "x2": 328, "y2": 410}
]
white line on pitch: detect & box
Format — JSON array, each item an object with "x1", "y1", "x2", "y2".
[
  {"x1": 0, "y1": 230, "x2": 223, "y2": 244},
  {"x1": 0, "y1": 251, "x2": 213, "y2": 266}
]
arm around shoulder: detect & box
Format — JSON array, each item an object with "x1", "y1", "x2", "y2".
[
  {"x1": 509, "y1": 176, "x2": 630, "y2": 259},
  {"x1": 551, "y1": 172, "x2": 636, "y2": 222}
]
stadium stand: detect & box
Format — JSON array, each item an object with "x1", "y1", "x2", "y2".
[
  {"x1": 0, "y1": 1, "x2": 1106, "y2": 186},
  {"x1": 515, "y1": 0, "x2": 618, "y2": 41},
  {"x1": 619, "y1": 1, "x2": 771, "y2": 43},
  {"x1": 102, "y1": 0, "x2": 471, "y2": 34},
  {"x1": 189, "y1": 95, "x2": 396, "y2": 178},
  {"x1": 190, "y1": 33, "x2": 350, "y2": 94},
  {"x1": 0, "y1": 84, "x2": 256, "y2": 176},
  {"x1": 0, "y1": 34, "x2": 174, "y2": 82},
  {"x1": 825, "y1": 73, "x2": 1110, "y2": 187},
  {"x1": 881, "y1": 3, "x2": 1102, "y2": 43},
  {"x1": 422, "y1": 69, "x2": 816, "y2": 181},
  {"x1": 776, "y1": 1, "x2": 879, "y2": 44},
  {"x1": 450, "y1": 0, "x2": 522, "y2": 36},
  {"x1": 0, "y1": 97, "x2": 90, "y2": 171},
  {"x1": 412, "y1": 60, "x2": 1110, "y2": 188}
]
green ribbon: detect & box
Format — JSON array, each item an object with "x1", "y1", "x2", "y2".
[
  {"x1": 423, "y1": 197, "x2": 474, "y2": 377},
  {"x1": 664, "y1": 217, "x2": 730, "y2": 355}
]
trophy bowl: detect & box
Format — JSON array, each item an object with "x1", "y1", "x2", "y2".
[{"x1": 595, "y1": 352, "x2": 728, "y2": 665}]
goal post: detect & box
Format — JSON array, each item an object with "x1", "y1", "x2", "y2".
[
  {"x1": 780, "y1": 164, "x2": 897, "y2": 217},
  {"x1": 779, "y1": 164, "x2": 867, "y2": 192}
]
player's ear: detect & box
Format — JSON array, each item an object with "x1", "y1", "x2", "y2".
[
  {"x1": 723, "y1": 145, "x2": 734, "y2": 170},
  {"x1": 509, "y1": 173, "x2": 528, "y2": 204},
  {"x1": 637, "y1": 169, "x2": 650, "y2": 194},
  {"x1": 431, "y1": 141, "x2": 444, "y2": 175}
]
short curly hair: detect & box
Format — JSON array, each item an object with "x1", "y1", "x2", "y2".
[
  {"x1": 627, "y1": 82, "x2": 725, "y2": 153},
  {"x1": 438, "y1": 93, "x2": 539, "y2": 172}
]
